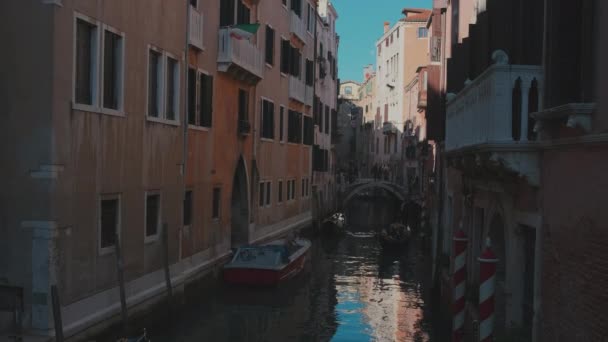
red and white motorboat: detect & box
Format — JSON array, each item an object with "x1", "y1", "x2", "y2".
[{"x1": 223, "y1": 238, "x2": 311, "y2": 286}]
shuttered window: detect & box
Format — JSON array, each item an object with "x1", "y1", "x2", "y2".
[
  {"x1": 148, "y1": 50, "x2": 161, "y2": 117},
  {"x1": 238, "y1": 89, "x2": 248, "y2": 122},
  {"x1": 261, "y1": 99, "x2": 275, "y2": 139},
  {"x1": 305, "y1": 59, "x2": 314, "y2": 86},
  {"x1": 288, "y1": 110, "x2": 302, "y2": 143},
  {"x1": 103, "y1": 30, "x2": 122, "y2": 110},
  {"x1": 199, "y1": 73, "x2": 213, "y2": 127},
  {"x1": 280, "y1": 39, "x2": 290, "y2": 74},
  {"x1": 265, "y1": 25, "x2": 275, "y2": 65},
  {"x1": 187, "y1": 68, "x2": 197, "y2": 124},
  {"x1": 75, "y1": 19, "x2": 95, "y2": 105},
  {"x1": 303, "y1": 116, "x2": 313, "y2": 145}
]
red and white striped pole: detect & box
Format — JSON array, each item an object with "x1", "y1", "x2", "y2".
[
  {"x1": 452, "y1": 228, "x2": 468, "y2": 342},
  {"x1": 478, "y1": 238, "x2": 499, "y2": 342}
]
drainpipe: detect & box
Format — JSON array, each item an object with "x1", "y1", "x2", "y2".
[
  {"x1": 180, "y1": 0, "x2": 191, "y2": 261},
  {"x1": 312, "y1": 4, "x2": 319, "y2": 222}
]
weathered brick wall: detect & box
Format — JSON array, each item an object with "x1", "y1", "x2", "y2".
[{"x1": 541, "y1": 147, "x2": 608, "y2": 341}]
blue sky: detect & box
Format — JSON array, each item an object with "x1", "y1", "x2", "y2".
[{"x1": 332, "y1": 0, "x2": 432, "y2": 83}]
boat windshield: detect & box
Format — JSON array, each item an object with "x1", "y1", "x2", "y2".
[{"x1": 233, "y1": 245, "x2": 290, "y2": 266}]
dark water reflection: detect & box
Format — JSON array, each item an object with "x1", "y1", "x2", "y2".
[{"x1": 104, "y1": 197, "x2": 447, "y2": 341}]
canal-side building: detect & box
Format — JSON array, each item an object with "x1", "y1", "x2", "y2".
[
  {"x1": 338, "y1": 81, "x2": 360, "y2": 101},
  {"x1": 356, "y1": 67, "x2": 377, "y2": 177},
  {"x1": 313, "y1": 0, "x2": 339, "y2": 219},
  {"x1": 531, "y1": 0, "x2": 607, "y2": 340},
  {"x1": 440, "y1": 0, "x2": 546, "y2": 339},
  {"x1": 0, "y1": 0, "x2": 318, "y2": 338},
  {"x1": 371, "y1": 9, "x2": 430, "y2": 183}
]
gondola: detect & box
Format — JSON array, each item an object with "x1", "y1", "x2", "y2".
[
  {"x1": 378, "y1": 223, "x2": 411, "y2": 249},
  {"x1": 321, "y1": 212, "x2": 346, "y2": 235}
]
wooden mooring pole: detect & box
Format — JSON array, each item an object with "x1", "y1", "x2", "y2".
[
  {"x1": 162, "y1": 223, "x2": 173, "y2": 309},
  {"x1": 50, "y1": 285, "x2": 64, "y2": 342},
  {"x1": 115, "y1": 233, "x2": 128, "y2": 334}
]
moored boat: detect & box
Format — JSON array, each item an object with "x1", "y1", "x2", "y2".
[
  {"x1": 223, "y1": 238, "x2": 311, "y2": 286},
  {"x1": 379, "y1": 223, "x2": 411, "y2": 249}
]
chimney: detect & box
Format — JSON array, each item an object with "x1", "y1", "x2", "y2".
[{"x1": 384, "y1": 21, "x2": 390, "y2": 34}]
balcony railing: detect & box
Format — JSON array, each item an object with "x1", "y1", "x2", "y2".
[
  {"x1": 217, "y1": 28, "x2": 264, "y2": 80},
  {"x1": 290, "y1": 12, "x2": 307, "y2": 43},
  {"x1": 289, "y1": 77, "x2": 306, "y2": 103},
  {"x1": 445, "y1": 63, "x2": 543, "y2": 152},
  {"x1": 305, "y1": 85, "x2": 313, "y2": 106},
  {"x1": 188, "y1": 6, "x2": 204, "y2": 50}
]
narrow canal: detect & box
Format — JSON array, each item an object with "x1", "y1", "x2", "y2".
[{"x1": 102, "y1": 196, "x2": 448, "y2": 341}]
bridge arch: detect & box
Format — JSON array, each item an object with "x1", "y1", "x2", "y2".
[{"x1": 342, "y1": 181, "x2": 406, "y2": 207}]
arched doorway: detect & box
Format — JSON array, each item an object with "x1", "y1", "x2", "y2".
[
  {"x1": 488, "y1": 213, "x2": 507, "y2": 335},
  {"x1": 231, "y1": 157, "x2": 249, "y2": 248}
]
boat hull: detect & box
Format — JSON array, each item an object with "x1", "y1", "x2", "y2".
[{"x1": 223, "y1": 246, "x2": 309, "y2": 286}]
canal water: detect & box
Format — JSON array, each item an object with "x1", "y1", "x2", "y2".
[{"x1": 101, "y1": 196, "x2": 448, "y2": 341}]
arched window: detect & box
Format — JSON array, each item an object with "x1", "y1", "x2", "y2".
[
  {"x1": 511, "y1": 78, "x2": 522, "y2": 141},
  {"x1": 527, "y1": 79, "x2": 539, "y2": 141}
]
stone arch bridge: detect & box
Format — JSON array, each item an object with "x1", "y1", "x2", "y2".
[{"x1": 339, "y1": 178, "x2": 414, "y2": 208}]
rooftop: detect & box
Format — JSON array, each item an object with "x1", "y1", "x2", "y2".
[{"x1": 401, "y1": 8, "x2": 432, "y2": 22}]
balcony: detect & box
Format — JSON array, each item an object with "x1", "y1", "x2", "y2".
[
  {"x1": 188, "y1": 6, "x2": 204, "y2": 50},
  {"x1": 305, "y1": 85, "x2": 314, "y2": 106},
  {"x1": 289, "y1": 77, "x2": 306, "y2": 104},
  {"x1": 217, "y1": 28, "x2": 264, "y2": 83},
  {"x1": 445, "y1": 53, "x2": 543, "y2": 184},
  {"x1": 290, "y1": 12, "x2": 307, "y2": 43}
]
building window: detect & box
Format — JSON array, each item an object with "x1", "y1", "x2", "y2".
[
  {"x1": 212, "y1": 188, "x2": 221, "y2": 219},
  {"x1": 220, "y1": 0, "x2": 250, "y2": 27},
  {"x1": 99, "y1": 196, "x2": 120, "y2": 252},
  {"x1": 288, "y1": 110, "x2": 303, "y2": 143},
  {"x1": 417, "y1": 27, "x2": 428, "y2": 38},
  {"x1": 148, "y1": 50, "x2": 162, "y2": 118},
  {"x1": 301, "y1": 179, "x2": 305, "y2": 198},
  {"x1": 390, "y1": 33, "x2": 393, "y2": 44},
  {"x1": 265, "y1": 25, "x2": 275, "y2": 66},
  {"x1": 190, "y1": 0, "x2": 198, "y2": 7},
  {"x1": 145, "y1": 192, "x2": 161, "y2": 241},
  {"x1": 261, "y1": 99, "x2": 275, "y2": 139},
  {"x1": 291, "y1": 0, "x2": 302, "y2": 17},
  {"x1": 259, "y1": 181, "x2": 271, "y2": 207},
  {"x1": 289, "y1": 45, "x2": 302, "y2": 77},
  {"x1": 259, "y1": 182, "x2": 265, "y2": 207},
  {"x1": 306, "y1": 4, "x2": 314, "y2": 32},
  {"x1": 286, "y1": 180, "x2": 296, "y2": 200},
  {"x1": 279, "y1": 106, "x2": 285, "y2": 142},
  {"x1": 278, "y1": 180, "x2": 283, "y2": 203},
  {"x1": 102, "y1": 30, "x2": 123, "y2": 110},
  {"x1": 305, "y1": 59, "x2": 314, "y2": 86},
  {"x1": 187, "y1": 68, "x2": 197, "y2": 124},
  {"x1": 238, "y1": 88, "x2": 248, "y2": 123},
  {"x1": 147, "y1": 50, "x2": 179, "y2": 122},
  {"x1": 75, "y1": 18, "x2": 98, "y2": 106},
  {"x1": 183, "y1": 190, "x2": 192, "y2": 226},
  {"x1": 303, "y1": 116, "x2": 313, "y2": 145},
  {"x1": 165, "y1": 57, "x2": 179, "y2": 121},
  {"x1": 280, "y1": 39, "x2": 290, "y2": 74},
  {"x1": 199, "y1": 72, "x2": 213, "y2": 127},
  {"x1": 344, "y1": 86, "x2": 352, "y2": 95}
]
